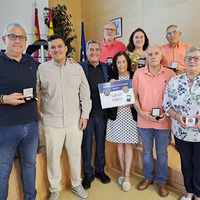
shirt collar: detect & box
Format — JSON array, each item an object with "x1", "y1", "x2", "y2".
[
  {"x1": 101, "y1": 38, "x2": 117, "y2": 47},
  {"x1": 0, "y1": 49, "x2": 29, "y2": 62},
  {"x1": 185, "y1": 73, "x2": 200, "y2": 82},
  {"x1": 88, "y1": 61, "x2": 101, "y2": 67},
  {"x1": 51, "y1": 59, "x2": 67, "y2": 67},
  {"x1": 168, "y1": 41, "x2": 181, "y2": 48},
  {"x1": 144, "y1": 64, "x2": 165, "y2": 76}
]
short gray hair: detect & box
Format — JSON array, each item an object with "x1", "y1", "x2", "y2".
[
  {"x1": 166, "y1": 25, "x2": 180, "y2": 34},
  {"x1": 3, "y1": 23, "x2": 26, "y2": 36},
  {"x1": 184, "y1": 46, "x2": 200, "y2": 59},
  {"x1": 86, "y1": 40, "x2": 102, "y2": 52}
]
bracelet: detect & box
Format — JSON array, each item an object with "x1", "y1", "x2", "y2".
[
  {"x1": 0, "y1": 94, "x2": 4, "y2": 104},
  {"x1": 174, "y1": 113, "x2": 178, "y2": 120}
]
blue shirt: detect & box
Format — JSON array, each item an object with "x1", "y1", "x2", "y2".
[{"x1": 0, "y1": 50, "x2": 39, "y2": 127}]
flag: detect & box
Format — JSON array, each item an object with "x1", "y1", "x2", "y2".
[
  {"x1": 34, "y1": 8, "x2": 40, "y2": 61},
  {"x1": 49, "y1": 9, "x2": 54, "y2": 36},
  {"x1": 80, "y1": 21, "x2": 87, "y2": 62},
  {"x1": 48, "y1": 9, "x2": 54, "y2": 61}
]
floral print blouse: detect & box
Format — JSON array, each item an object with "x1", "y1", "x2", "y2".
[
  {"x1": 163, "y1": 73, "x2": 200, "y2": 142},
  {"x1": 127, "y1": 51, "x2": 146, "y2": 72}
]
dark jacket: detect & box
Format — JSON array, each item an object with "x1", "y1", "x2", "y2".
[
  {"x1": 79, "y1": 60, "x2": 112, "y2": 82},
  {"x1": 107, "y1": 71, "x2": 137, "y2": 121},
  {"x1": 79, "y1": 61, "x2": 113, "y2": 118}
]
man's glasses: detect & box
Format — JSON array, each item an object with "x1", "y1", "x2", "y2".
[
  {"x1": 104, "y1": 28, "x2": 116, "y2": 32},
  {"x1": 166, "y1": 31, "x2": 179, "y2": 37},
  {"x1": 185, "y1": 56, "x2": 200, "y2": 62},
  {"x1": 4, "y1": 34, "x2": 27, "y2": 41}
]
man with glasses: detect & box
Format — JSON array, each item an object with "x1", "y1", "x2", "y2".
[
  {"x1": 100, "y1": 22, "x2": 126, "y2": 63},
  {"x1": 161, "y1": 25, "x2": 192, "y2": 75},
  {"x1": 161, "y1": 25, "x2": 192, "y2": 145},
  {"x1": 0, "y1": 23, "x2": 40, "y2": 200}
]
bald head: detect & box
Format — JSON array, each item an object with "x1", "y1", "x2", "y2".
[
  {"x1": 146, "y1": 45, "x2": 162, "y2": 56},
  {"x1": 146, "y1": 45, "x2": 162, "y2": 67},
  {"x1": 104, "y1": 22, "x2": 116, "y2": 30}
]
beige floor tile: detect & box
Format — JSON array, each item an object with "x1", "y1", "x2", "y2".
[{"x1": 59, "y1": 167, "x2": 183, "y2": 200}]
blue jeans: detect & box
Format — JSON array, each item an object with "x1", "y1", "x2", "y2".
[
  {"x1": 168, "y1": 129, "x2": 172, "y2": 142},
  {"x1": 0, "y1": 122, "x2": 39, "y2": 200},
  {"x1": 139, "y1": 128, "x2": 169, "y2": 184},
  {"x1": 82, "y1": 116, "x2": 107, "y2": 177}
]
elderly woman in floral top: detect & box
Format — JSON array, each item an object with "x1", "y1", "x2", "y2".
[{"x1": 163, "y1": 46, "x2": 200, "y2": 200}]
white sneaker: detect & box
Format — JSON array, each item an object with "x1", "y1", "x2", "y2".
[
  {"x1": 72, "y1": 184, "x2": 88, "y2": 199},
  {"x1": 49, "y1": 191, "x2": 59, "y2": 200},
  {"x1": 122, "y1": 182, "x2": 131, "y2": 192},
  {"x1": 118, "y1": 176, "x2": 125, "y2": 186},
  {"x1": 181, "y1": 197, "x2": 193, "y2": 200}
]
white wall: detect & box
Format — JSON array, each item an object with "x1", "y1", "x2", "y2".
[
  {"x1": 82, "y1": 0, "x2": 200, "y2": 48},
  {"x1": 0, "y1": 0, "x2": 49, "y2": 50}
]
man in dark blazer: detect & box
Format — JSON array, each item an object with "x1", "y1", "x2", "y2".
[{"x1": 79, "y1": 40, "x2": 112, "y2": 190}]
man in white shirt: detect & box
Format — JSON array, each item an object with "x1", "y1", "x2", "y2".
[{"x1": 37, "y1": 34, "x2": 91, "y2": 200}]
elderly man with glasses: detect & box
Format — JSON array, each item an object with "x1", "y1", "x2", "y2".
[
  {"x1": 100, "y1": 22, "x2": 126, "y2": 64},
  {"x1": 161, "y1": 25, "x2": 192, "y2": 75},
  {"x1": 160, "y1": 24, "x2": 192, "y2": 145},
  {"x1": 0, "y1": 23, "x2": 40, "y2": 200}
]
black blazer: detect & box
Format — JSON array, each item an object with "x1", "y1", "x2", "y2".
[
  {"x1": 107, "y1": 71, "x2": 137, "y2": 121},
  {"x1": 79, "y1": 60, "x2": 112, "y2": 82}
]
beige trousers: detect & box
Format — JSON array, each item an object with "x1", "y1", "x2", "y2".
[{"x1": 43, "y1": 124, "x2": 83, "y2": 192}]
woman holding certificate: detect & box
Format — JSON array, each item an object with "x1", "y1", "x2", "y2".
[
  {"x1": 106, "y1": 51, "x2": 139, "y2": 192},
  {"x1": 163, "y1": 46, "x2": 200, "y2": 200}
]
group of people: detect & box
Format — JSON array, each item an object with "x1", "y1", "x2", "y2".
[{"x1": 0, "y1": 21, "x2": 200, "y2": 200}]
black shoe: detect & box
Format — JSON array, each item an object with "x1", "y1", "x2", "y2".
[
  {"x1": 82, "y1": 174, "x2": 95, "y2": 190},
  {"x1": 95, "y1": 172, "x2": 111, "y2": 184}
]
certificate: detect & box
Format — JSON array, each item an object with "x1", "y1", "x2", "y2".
[{"x1": 98, "y1": 79, "x2": 135, "y2": 109}]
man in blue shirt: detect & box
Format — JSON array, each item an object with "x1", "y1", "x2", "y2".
[{"x1": 0, "y1": 23, "x2": 39, "y2": 200}]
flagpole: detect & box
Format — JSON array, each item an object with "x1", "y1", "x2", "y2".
[
  {"x1": 34, "y1": 0, "x2": 37, "y2": 8},
  {"x1": 40, "y1": 45, "x2": 44, "y2": 63}
]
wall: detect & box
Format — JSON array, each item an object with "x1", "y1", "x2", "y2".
[
  {"x1": 81, "y1": 0, "x2": 200, "y2": 48},
  {"x1": 0, "y1": 0, "x2": 49, "y2": 50},
  {"x1": 49, "y1": 0, "x2": 81, "y2": 61}
]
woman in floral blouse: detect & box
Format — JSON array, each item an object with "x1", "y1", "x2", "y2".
[
  {"x1": 163, "y1": 46, "x2": 200, "y2": 200},
  {"x1": 126, "y1": 28, "x2": 149, "y2": 72}
]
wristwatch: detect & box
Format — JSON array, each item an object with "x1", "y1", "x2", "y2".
[{"x1": 0, "y1": 94, "x2": 4, "y2": 104}]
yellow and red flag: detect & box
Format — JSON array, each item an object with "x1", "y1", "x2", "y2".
[
  {"x1": 48, "y1": 9, "x2": 54, "y2": 61},
  {"x1": 34, "y1": 8, "x2": 40, "y2": 61},
  {"x1": 49, "y1": 9, "x2": 54, "y2": 36}
]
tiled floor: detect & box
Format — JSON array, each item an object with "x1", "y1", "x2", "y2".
[{"x1": 59, "y1": 166, "x2": 183, "y2": 200}]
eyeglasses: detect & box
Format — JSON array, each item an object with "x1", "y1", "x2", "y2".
[
  {"x1": 185, "y1": 56, "x2": 200, "y2": 62},
  {"x1": 4, "y1": 34, "x2": 27, "y2": 41},
  {"x1": 104, "y1": 28, "x2": 116, "y2": 32},
  {"x1": 166, "y1": 31, "x2": 179, "y2": 37}
]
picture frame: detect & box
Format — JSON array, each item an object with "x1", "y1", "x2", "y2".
[{"x1": 110, "y1": 17, "x2": 122, "y2": 38}]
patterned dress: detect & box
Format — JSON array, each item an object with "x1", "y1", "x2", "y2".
[
  {"x1": 163, "y1": 73, "x2": 200, "y2": 142},
  {"x1": 106, "y1": 75, "x2": 139, "y2": 144}
]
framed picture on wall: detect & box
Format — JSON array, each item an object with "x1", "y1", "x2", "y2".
[{"x1": 110, "y1": 17, "x2": 122, "y2": 38}]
